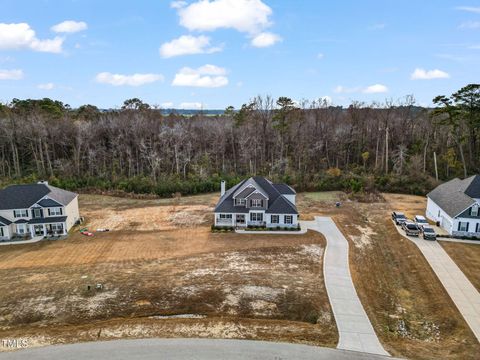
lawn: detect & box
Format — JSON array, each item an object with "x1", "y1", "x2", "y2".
[{"x1": 0, "y1": 193, "x2": 337, "y2": 351}]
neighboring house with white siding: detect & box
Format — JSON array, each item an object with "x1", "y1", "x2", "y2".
[
  {"x1": 426, "y1": 175, "x2": 480, "y2": 237},
  {"x1": 0, "y1": 181, "x2": 80, "y2": 241},
  {"x1": 214, "y1": 176, "x2": 298, "y2": 228}
]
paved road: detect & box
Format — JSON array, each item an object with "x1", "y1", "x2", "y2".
[
  {"x1": 394, "y1": 224, "x2": 480, "y2": 342},
  {"x1": 302, "y1": 218, "x2": 390, "y2": 356},
  {"x1": 0, "y1": 338, "x2": 398, "y2": 360}
]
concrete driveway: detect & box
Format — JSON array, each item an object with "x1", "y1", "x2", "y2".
[
  {"x1": 394, "y1": 223, "x2": 480, "y2": 343},
  {"x1": 302, "y1": 218, "x2": 390, "y2": 356},
  {"x1": 0, "y1": 339, "x2": 398, "y2": 360}
]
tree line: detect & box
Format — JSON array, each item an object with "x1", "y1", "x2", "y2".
[{"x1": 0, "y1": 84, "x2": 478, "y2": 196}]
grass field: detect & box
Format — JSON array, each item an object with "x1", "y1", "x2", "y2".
[
  {"x1": 1, "y1": 191, "x2": 479, "y2": 359},
  {"x1": 0, "y1": 192, "x2": 337, "y2": 350},
  {"x1": 302, "y1": 192, "x2": 479, "y2": 359},
  {"x1": 441, "y1": 242, "x2": 480, "y2": 292}
]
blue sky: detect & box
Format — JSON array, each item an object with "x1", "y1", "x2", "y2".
[{"x1": 0, "y1": 0, "x2": 479, "y2": 109}]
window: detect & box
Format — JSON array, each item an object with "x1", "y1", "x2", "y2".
[
  {"x1": 476, "y1": 223, "x2": 480, "y2": 233},
  {"x1": 49, "y1": 207, "x2": 62, "y2": 216},
  {"x1": 458, "y1": 222, "x2": 469, "y2": 232},
  {"x1": 234, "y1": 198, "x2": 246, "y2": 206},
  {"x1": 0, "y1": 227, "x2": 3, "y2": 237},
  {"x1": 250, "y1": 213, "x2": 263, "y2": 222},
  {"x1": 284, "y1": 215, "x2": 293, "y2": 224},
  {"x1": 271, "y1": 215, "x2": 279, "y2": 224},
  {"x1": 14, "y1": 209, "x2": 28, "y2": 218},
  {"x1": 16, "y1": 224, "x2": 28, "y2": 234},
  {"x1": 51, "y1": 223, "x2": 64, "y2": 232},
  {"x1": 33, "y1": 208, "x2": 42, "y2": 218},
  {"x1": 219, "y1": 214, "x2": 232, "y2": 219},
  {"x1": 250, "y1": 199, "x2": 263, "y2": 207},
  {"x1": 471, "y1": 205, "x2": 479, "y2": 217}
]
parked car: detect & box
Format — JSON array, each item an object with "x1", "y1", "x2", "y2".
[
  {"x1": 392, "y1": 211, "x2": 407, "y2": 225},
  {"x1": 402, "y1": 221, "x2": 420, "y2": 236},
  {"x1": 421, "y1": 225, "x2": 437, "y2": 240},
  {"x1": 414, "y1": 215, "x2": 429, "y2": 228}
]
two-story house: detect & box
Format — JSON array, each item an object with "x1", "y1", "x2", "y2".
[
  {"x1": 0, "y1": 181, "x2": 80, "y2": 241},
  {"x1": 214, "y1": 176, "x2": 298, "y2": 228},
  {"x1": 426, "y1": 175, "x2": 480, "y2": 237}
]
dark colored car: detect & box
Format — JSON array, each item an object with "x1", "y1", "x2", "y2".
[
  {"x1": 392, "y1": 211, "x2": 407, "y2": 225},
  {"x1": 402, "y1": 221, "x2": 420, "y2": 236},
  {"x1": 422, "y1": 226, "x2": 437, "y2": 240}
]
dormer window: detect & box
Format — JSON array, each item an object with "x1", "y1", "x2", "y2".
[
  {"x1": 472, "y1": 204, "x2": 479, "y2": 217},
  {"x1": 235, "y1": 198, "x2": 246, "y2": 206},
  {"x1": 251, "y1": 199, "x2": 263, "y2": 207}
]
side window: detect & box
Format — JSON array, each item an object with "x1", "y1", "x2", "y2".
[{"x1": 471, "y1": 205, "x2": 479, "y2": 217}]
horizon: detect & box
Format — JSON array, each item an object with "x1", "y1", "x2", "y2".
[{"x1": 1, "y1": 0, "x2": 479, "y2": 109}]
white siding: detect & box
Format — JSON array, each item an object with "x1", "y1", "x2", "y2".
[
  {"x1": 64, "y1": 196, "x2": 80, "y2": 232},
  {"x1": 284, "y1": 194, "x2": 296, "y2": 205},
  {"x1": 266, "y1": 213, "x2": 298, "y2": 228},
  {"x1": 426, "y1": 197, "x2": 454, "y2": 235}
]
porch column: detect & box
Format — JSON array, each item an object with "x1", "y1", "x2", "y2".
[
  {"x1": 30, "y1": 225, "x2": 35, "y2": 238},
  {"x1": 43, "y1": 224, "x2": 47, "y2": 236}
]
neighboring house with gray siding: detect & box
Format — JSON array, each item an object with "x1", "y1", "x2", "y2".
[
  {"x1": 0, "y1": 181, "x2": 80, "y2": 241},
  {"x1": 426, "y1": 175, "x2": 480, "y2": 237},
  {"x1": 214, "y1": 176, "x2": 298, "y2": 228}
]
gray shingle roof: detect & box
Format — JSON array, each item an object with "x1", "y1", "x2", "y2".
[
  {"x1": 215, "y1": 176, "x2": 298, "y2": 215},
  {"x1": 0, "y1": 216, "x2": 12, "y2": 225},
  {"x1": 265, "y1": 196, "x2": 298, "y2": 214},
  {"x1": 235, "y1": 187, "x2": 255, "y2": 198},
  {"x1": 0, "y1": 183, "x2": 77, "y2": 210},
  {"x1": 37, "y1": 198, "x2": 63, "y2": 208},
  {"x1": 427, "y1": 175, "x2": 479, "y2": 218},
  {"x1": 273, "y1": 183, "x2": 296, "y2": 195}
]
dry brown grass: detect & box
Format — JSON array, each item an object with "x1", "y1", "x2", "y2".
[
  {"x1": 441, "y1": 242, "x2": 480, "y2": 292},
  {"x1": 296, "y1": 192, "x2": 480, "y2": 360},
  {"x1": 0, "y1": 193, "x2": 337, "y2": 351}
]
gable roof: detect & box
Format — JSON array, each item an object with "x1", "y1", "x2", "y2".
[
  {"x1": 235, "y1": 186, "x2": 255, "y2": 199},
  {"x1": 427, "y1": 175, "x2": 479, "y2": 218},
  {"x1": 215, "y1": 176, "x2": 298, "y2": 215},
  {"x1": 37, "y1": 198, "x2": 64, "y2": 208},
  {"x1": 0, "y1": 183, "x2": 77, "y2": 210}
]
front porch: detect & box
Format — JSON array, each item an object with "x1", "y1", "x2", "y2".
[{"x1": 30, "y1": 222, "x2": 67, "y2": 238}]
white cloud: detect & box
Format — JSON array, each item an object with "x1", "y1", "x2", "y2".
[
  {"x1": 459, "y1": 21, "x2": 480, "y2": 29},
  {"x1": 170, "y1": 1, "x2": 187, "y2": 8},
  {"x1": 334, "y1": 85, "x2": 359, "y2": 94},
  {"x1": 0, "y1": 23, "x2": 63, "y2": 53},
  {"x1": 317, "y1": 53, "x2": 325, "y2": 59},
  {"x1": 51, "y1": 20, "x2": 87, "y2": 33},
  {"x1": 172, "y1": 64, "x2": 228, "y2": 88},
  {"x1": 161, "y1": 102, "x2": 174, "y2": 108},
  {"x1": 177, "y1": 0, "x2": 273, "y2": 34},
  {"x1": 251, "y1": 32, "x2": 282, "y2": 47},
  {"x1": 159, "y1": 35, "x2": 222, "y2": 58},
  {"x1": 363, "y1": 84, "x2": 388, "y2": 94},
  {"x1": 456, "y1": 6, "x2": 480, "y2": 14},
  {"x1": 179, "y1": 102, "x2": 203, "y2": 109},
  {"x1": 334, "y1": 84, "x2": 388, "y2": 94},
  {"x1": 0, "y1": 69, "x2": 23, "y2": 80},
  {"x1": 411, "y1": 68, "x2": 450, "y2": 80},
  {"x1": 95, "y1": 72, "x2": 164, "y2": 86},
  {"x1": 37, "y1": 82, "x2": 55, "y2": 90}
]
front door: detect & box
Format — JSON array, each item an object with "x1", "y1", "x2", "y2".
[
  {"x1": 34, "y1": 225, "x2": 43, "y2": 236},
  {"x1": 236, "y1": 214, "x2": 246, "y2": 226}
]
